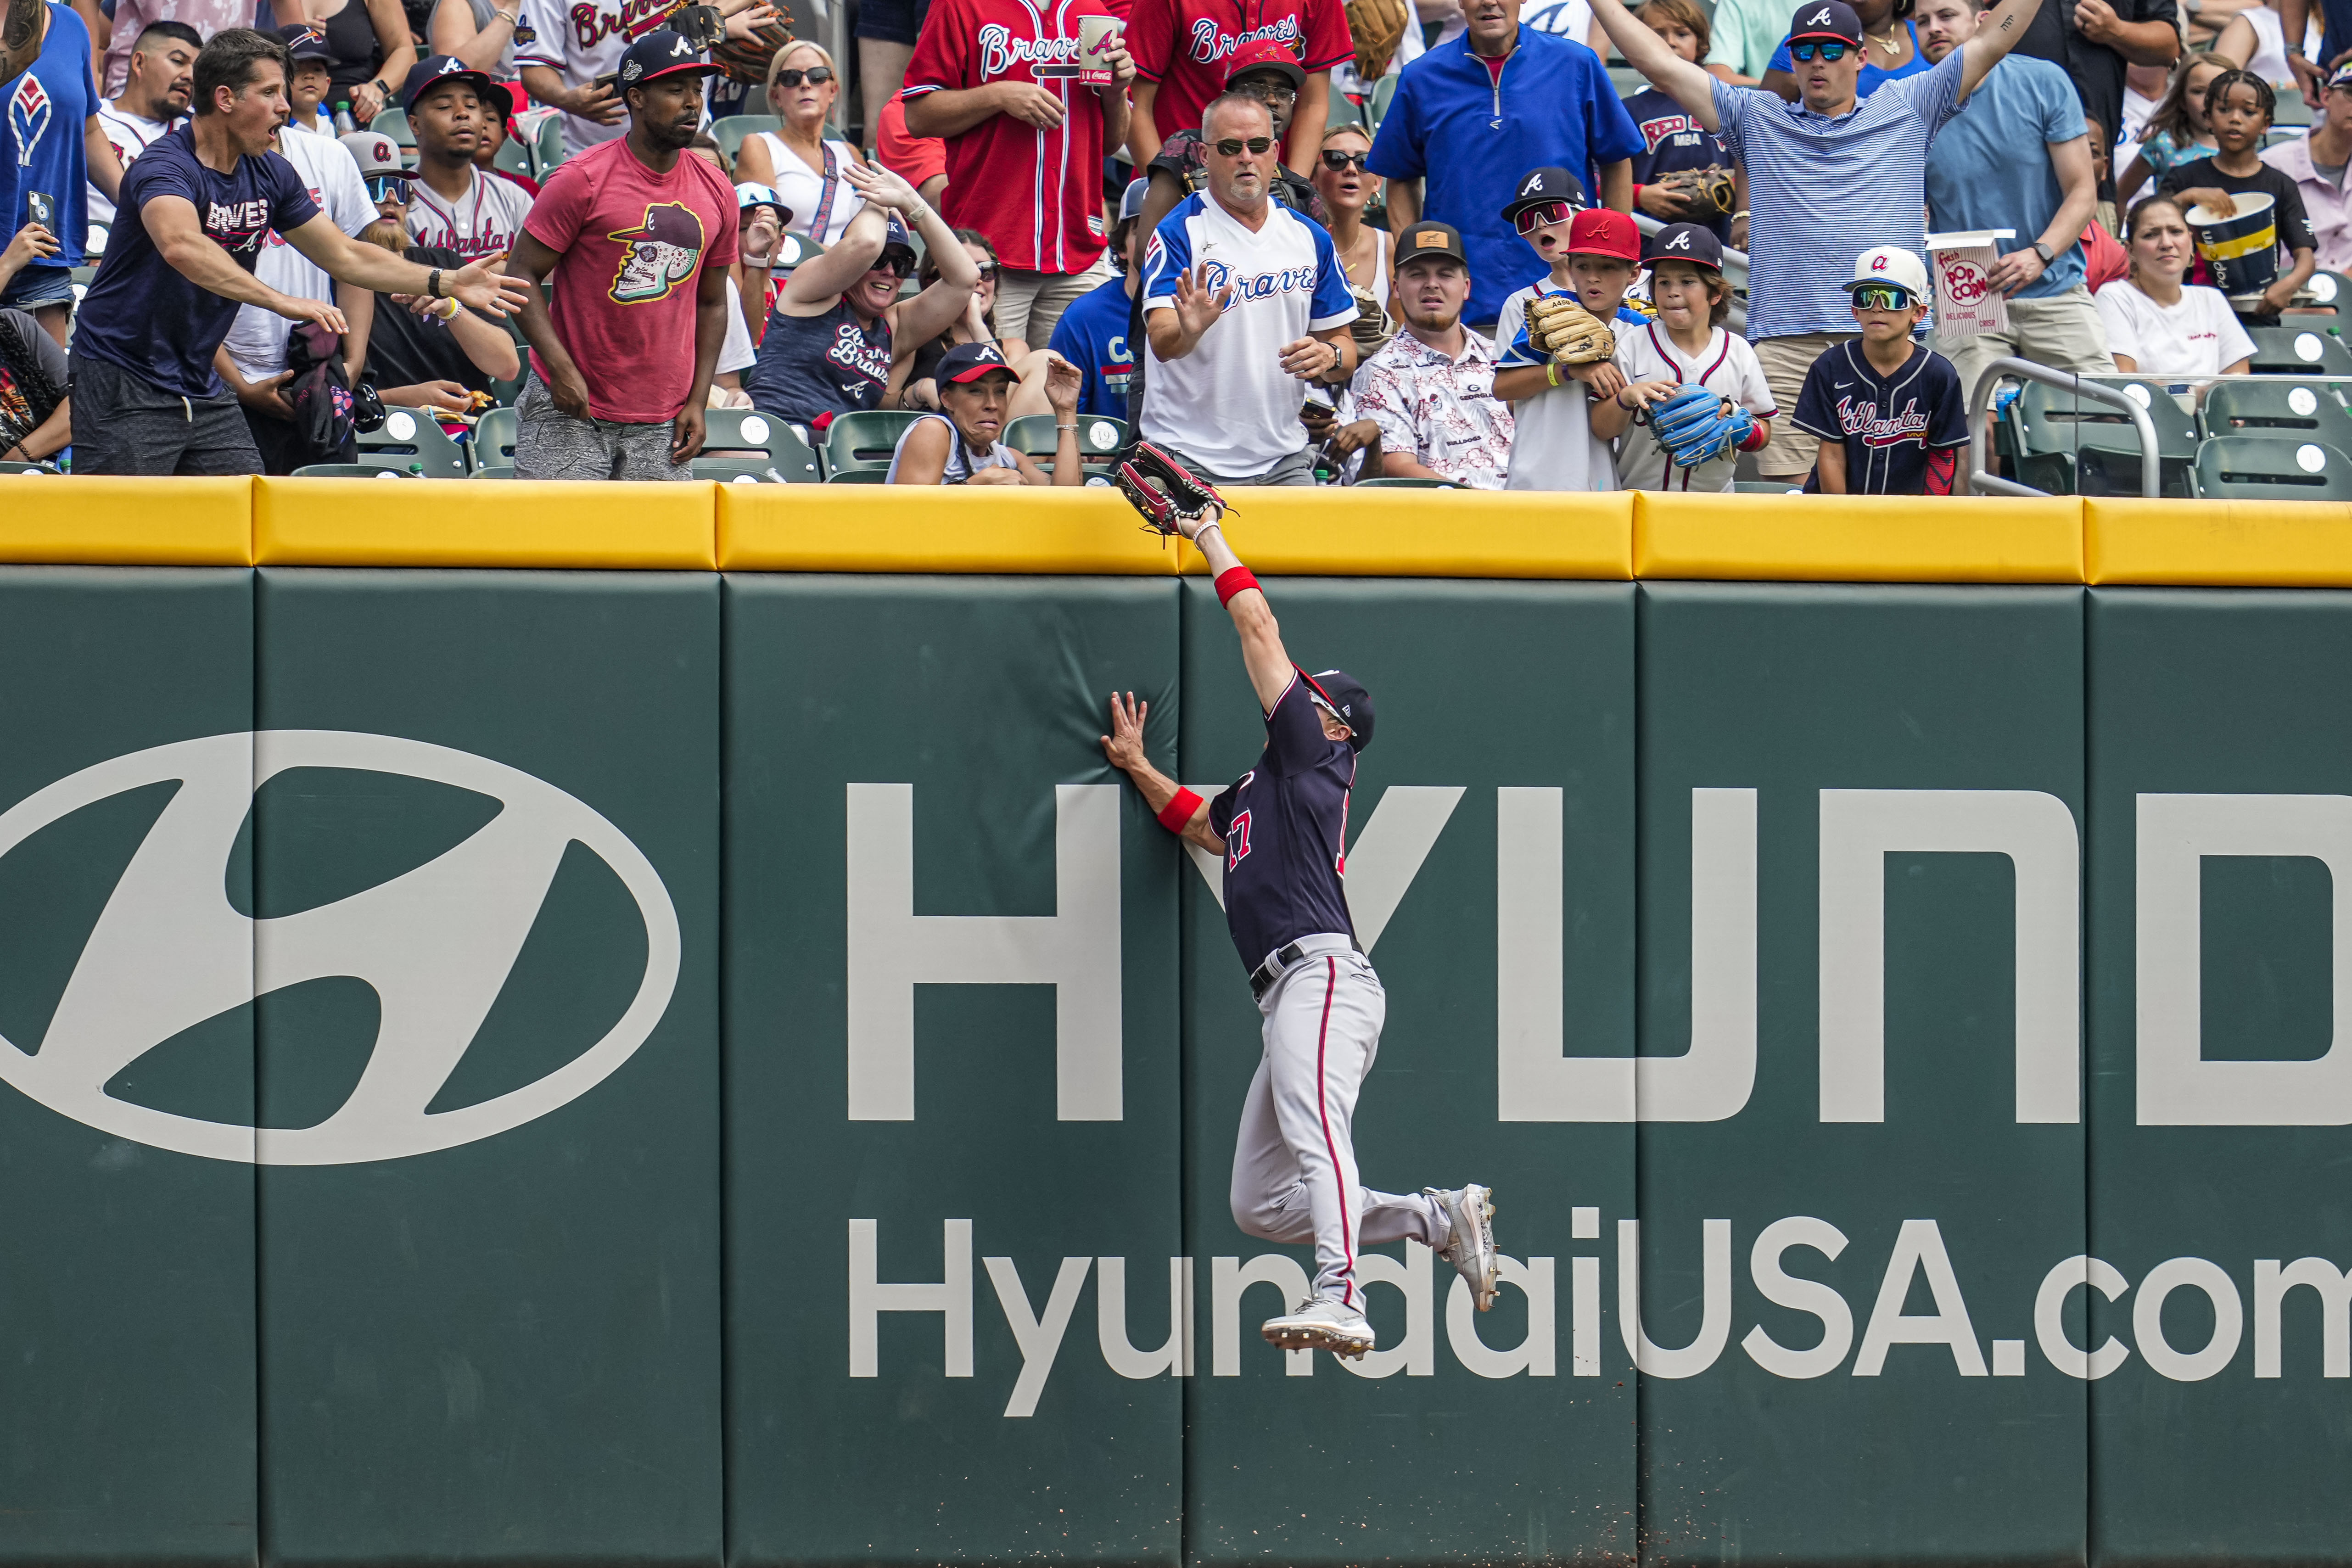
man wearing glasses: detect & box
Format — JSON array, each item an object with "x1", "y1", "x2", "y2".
[
  {"x1": 1138, "y1": 89, "x2": 1358, "y2": 487},
  {"x1": 1592, "y1": 0, "x2": 2047, "y2": 484}
]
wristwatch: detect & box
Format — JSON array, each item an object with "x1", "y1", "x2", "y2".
[{"x1": 2031, "y1": 240, "x2": 2056, "y2": 264}]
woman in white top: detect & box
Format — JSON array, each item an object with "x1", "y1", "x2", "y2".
[
  {"x1": 2095, "y1": 195, "x2": 2257, "y2": 377},
  {"x1": 886, "y1": 341, "x2": 1088, "y2": 484},
  {"x1": 1311, "y1": 122, "x2": 1391, "y2": 477},
  {"x1": 734, "y1": 42, "x2": 865, "y2": 248}
]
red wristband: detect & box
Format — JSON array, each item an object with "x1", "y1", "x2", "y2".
[
  {"x1": 1215, "y1": 566, "x2": 1260, "y2": 605},
  {"x1": 1736, "y1": 419, "x2": 1770, "y2": 453},
  {"x1": 1157, "y1": 787, "x2": 1204, "y2": 833}
]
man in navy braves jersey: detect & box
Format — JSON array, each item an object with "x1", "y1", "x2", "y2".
[{"x1": 1098, "y1": 514, "x2": 1500, "y2": 1361}]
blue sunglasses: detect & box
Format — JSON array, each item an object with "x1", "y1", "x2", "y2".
[{"x1": 1789, "y1": 39, "x2": 1851, "y2": 60}]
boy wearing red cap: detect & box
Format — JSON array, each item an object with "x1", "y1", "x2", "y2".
[{"x1": 1491, "y1": 181, "x2": 1651, "y2": 491}]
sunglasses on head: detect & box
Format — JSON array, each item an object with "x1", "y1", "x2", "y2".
[
  {"x1": 1213, "y1": 134, "x2": 1275, "y2": 157},
  {"x1": 1789, "y1": 39, "x2": 1850, "y2": 60},
  {"x1": 1851, "y1": 283, "x2": 1912, "y2": 311},
  {"x1": 774, "y1": 65, "x2": 833, "y2": 86},
  {"x1": 1514, "y1": 199, "x2": 1574, "y2": 235},
  {"x1": 1320, "y1": 148, "x2": 1368, "y2": 170},
  {"x1": 366, "y1": 174, "x2": 410, "y2": 202}
]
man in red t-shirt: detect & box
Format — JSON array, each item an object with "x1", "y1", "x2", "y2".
[
  {"x1": 902, "y1": 0, "x2": 1136, "y2": 348},
  {"x1": 510, "y1": 29, "x2": 740, "y2": 479},
  {"x1": 1126, "y1": 0, "x2": 1350, "y2": 173}
]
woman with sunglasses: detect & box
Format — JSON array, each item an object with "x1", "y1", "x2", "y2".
[
  {"x1": 734, "y1": 42, "x2": 868, "y2": 247},
  {"x1": 1306, "y1": 123, "x2": 1391, "y2": 477},
  {"x1": 746, "y1": 160, "x2": 981, "y2": 426}
]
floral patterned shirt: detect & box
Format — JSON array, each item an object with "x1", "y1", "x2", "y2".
[{"x1": 1350, "y1": 327, "x2": 1514, "y2": 489}]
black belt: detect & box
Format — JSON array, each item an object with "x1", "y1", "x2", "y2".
[{"x1": 1249, "y1": 938, "x2": 1363, "y2": 1003}]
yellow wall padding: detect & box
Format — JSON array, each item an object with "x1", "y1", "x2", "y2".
[
  {"x1": 2086, "y1": 497, "x2": 2352, "y2": 585},
  {"x1": 1634, "y1": 491, "x2": 2086, "y2": 582},
  {"x1": 0, "y1": 476, "x2": 254, "y2": 565},
  {"x1": 721, "y1": 484, "x2": 1171, "y2": 573},
  {"x1": 255, "y1": 478, "x2": 718, "y2": 569},
  {"x1": 1174, "y1": 488, "x2": 1634, "y2": 579}
]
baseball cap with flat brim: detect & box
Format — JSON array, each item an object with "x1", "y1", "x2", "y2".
[
  {"x1": 618, "y1": 29, "x2": 721, "y2": 90},
  {"x1": 278, "y1": 23, "x2": 334, "y2": 60},
  {"x1": 403, "y1": 54, "x2": 515, "y2": 118},
  {"x1": 1500, "y1": 166, "x2": 1588, "y2": 225},
  {"x1": 1849, "y1": 243, "x2": 1929, "y2": 298},
  {"x1": 1394, "y1": 220, "x2": 1468, "y2": 268}
]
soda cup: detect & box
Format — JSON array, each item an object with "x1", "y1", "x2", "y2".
[{"x1": 1078, "y1": 15, "x2": 1121, "y2": 85}]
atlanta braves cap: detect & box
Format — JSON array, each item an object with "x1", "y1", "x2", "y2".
[
  {"x1": 1849, "y1": 243, "x2": 1930, "y2": 297},
  {"x1": 2330, "y1": 58, "x2": 2352, "y2": 90},
  {"x1": 938, "y1": 341, "x2": 1017, "y2": 385},
  {"x1": 617, "y1": 29, "x2": 719, "y2": 89},
  {"x1": 1118, "y1": 175, "x2": 1149, "y2": 223},
  {"x1": 1787, "y1": 0, "x2": 1864, "y2": 44},
  {"x1": 277, "y1": 22, "x2": 333, "y2": 59},
  {"x1": 1224, "y1": 37, "x2": 1306, "y2": 90},
  {"x1": 1567, "y1": 207, "x2": 1641, "y2": 262},
  {"x1": 1297, "y1": 668, "x2": 1375, "y2": 753},
  {"x1": 1393, "y1": 220, "x2": 1467, "y2": 267},
  {"x1": 1645, "y1": 221, "x2": 1724, "y2": 271},
  {"x1": 340, "y1": 129, "x2": 406, "y2": 178},
  {"x1": 1501, "y1": 166, "x2": 1588, "y2": 224},
  {"x1": 402, "y1": 53, "x2": 514, "y2": 118}
]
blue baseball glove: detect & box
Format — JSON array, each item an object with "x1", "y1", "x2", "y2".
[{"x1": 1648, "y1": 384, "x2": 1753, "y2": 468}]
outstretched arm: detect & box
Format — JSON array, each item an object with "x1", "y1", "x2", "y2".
[
  {"x1": 1100, "y1": 692, "x2": 1223, "y2": 854},
  {"x1": 1958, "y1": 0, "x2": 2052, "y2": 97},
  {"x1": 1180, "y1": 511, "x2": 1291, "y2": 713},
  {"x1": 1590, "y1": 0, "x2": 1720, "y2": 129}
]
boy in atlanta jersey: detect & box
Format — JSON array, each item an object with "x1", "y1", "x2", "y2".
[
  {"x1": 1097, "y1": 512, "x2": 1501, "y2": 1362},
  {"x1": 1794, "y1": 246, "x2": 1968, "y2": 494}
]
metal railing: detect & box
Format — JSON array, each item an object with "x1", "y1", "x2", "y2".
[{"x1": 1966, "y1": 358, "x2": 2162, "y2": 499}]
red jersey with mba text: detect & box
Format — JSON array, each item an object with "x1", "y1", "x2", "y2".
[
  {"x1": 1126, "y1": 0, "x2": 1349, "y2": 150},
  {"x1": 903, "y1": 0, "x2": 1115, "y2": 273}
]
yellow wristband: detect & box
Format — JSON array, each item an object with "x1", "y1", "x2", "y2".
[{"x1": 1546, "y1": 360, "x2": 1562, "y2": 387}]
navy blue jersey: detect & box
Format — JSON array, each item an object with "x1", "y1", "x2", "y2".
[
  {"x1": 1209, "y1": 674, "x2": 1357, "y2": 974},
  {"x1": 1793, "y1": 339, "x2": 1968, "y2": 496}
]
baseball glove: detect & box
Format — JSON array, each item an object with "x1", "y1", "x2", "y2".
[
  {"x1": 1118, "y1": 439, "x2": 1233, "y2": 535},
  {"x1": 1693, "y1": 166, "x2": 1737, "y2": 218},
  {"x1": 1528, "y1": 294, "x2": 1615, "y2": 364},
  {"x1": 1648, "y1": 383, "x2": 1753, "y2": 468},
  {"x1": 711, "y1": 9, "x2": 796, "y2": 83},
  {"x1": 1346, "y1": 0, "x2": 1409, "y2": 81}
]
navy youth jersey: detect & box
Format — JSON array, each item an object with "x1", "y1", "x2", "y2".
[{"x1": 1209, "y1": 673, "x2": 1357, "y2": 974}]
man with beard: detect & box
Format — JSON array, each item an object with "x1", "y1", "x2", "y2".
[
  {"x1": 508, "y1": 28, "x2": 737, "y2": 480},
  {"x1": 1347, "y1": 221, "x2": 1513, "y2": 487},
  {"x1": 90, "y1": 18, "x2": 198, "y2": 226}
]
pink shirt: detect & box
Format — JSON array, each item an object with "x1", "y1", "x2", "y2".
[
  {"x1": 522, "y1": 136, "x2": 740, "y2": 423},
  {"x1": 101, "y1": 0, "x2": 250, "y2": 97}
]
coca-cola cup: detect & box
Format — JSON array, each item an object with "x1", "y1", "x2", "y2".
[{"x1": 1078, "y1": 15, "x2": 1121, "y2": 85}]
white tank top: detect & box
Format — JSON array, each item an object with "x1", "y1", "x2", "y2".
[
  {"x1": 884, "y1": 414, "x2": 1021, "y2": 484},
  {"x1": 756, "y1": 132, "x2": 862, "y2": 247}
]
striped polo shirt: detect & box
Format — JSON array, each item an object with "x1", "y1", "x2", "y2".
[{"x1": 1710, "y1": 49, "x2": 1965, "y2": 342}]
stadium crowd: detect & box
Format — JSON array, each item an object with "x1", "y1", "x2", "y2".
[{"x1": 2, "y1": 0, "x2": 2348, "y2": 493}]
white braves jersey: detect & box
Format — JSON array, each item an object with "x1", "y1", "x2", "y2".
[
  {"x1": 1611, "y1": 321, "x2": 1775, "y2": 493},
  {"x1": 514, "y1": 0, "x2": 658, "y2": 155},
  {"x1": 221, "y1": 129, "x2": 374, "y2": 383},
  {"x1": 89, "y1": 101, "x2": 176, "y2": 226},
  {"x1": 404, "y1": 165, "x2": 536, "y2": 263}
]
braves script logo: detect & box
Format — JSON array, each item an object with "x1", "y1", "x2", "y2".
[
  {"x1": 828, "y1": 322, "x2": 892, "y2": 384},
  {"x1": 606, "y1": 202, "x2": 705, "y2": 302},
  {"x1": 1835, "y1": 394, "x2": 1931, "y2": 448},
  {"x1": 1198, "y1": 257, "x2": 1318, "y2": 302},
  {"x1": 1184, "y1": 16, "x2": 1301, "y2": 66},
  {"x1": 569, "y1": 0, "x2": 676, "y2": 52},
  {"x1": 9, "y1": 73, "x2": 51, "y2": 167},
  {"x1": 1943, "y1": 259, "x2": 1991, "y2": 305},
  {"x1": 979, "y1": 22, "x2": 1081, "y2": 75},
  {"x1": 0, "y1": 732, "x2": 680, "y2": 1165}
]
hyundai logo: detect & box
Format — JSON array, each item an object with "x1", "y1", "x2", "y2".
[{"x1": 0, "y1": 732, "x2": 680, "y2": 1165}]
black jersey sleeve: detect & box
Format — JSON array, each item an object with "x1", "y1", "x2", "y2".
[{"x1": 1263, "y1": 673, "x2": 1339, "y2": 776}]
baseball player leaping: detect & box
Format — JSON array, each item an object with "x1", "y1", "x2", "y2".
[{"x1": 1099, "y1": 500, "x2": 1499, "y2": 1361}]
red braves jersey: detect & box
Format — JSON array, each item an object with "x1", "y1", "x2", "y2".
[
  {"x1": 903, "y1": 0, "x2": 1115, "y2": 274},
  {"x1": 1126, "y1": 0, "x2": 1349, "y2": 151}
]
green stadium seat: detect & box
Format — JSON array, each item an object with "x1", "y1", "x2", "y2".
[
  {"x1": 693, "y1": 456, "x2": 787, "y2": 482},
  {"x1": 773, "y1": 230, "x2": 824, "y2": 270},
  {"x1": 471, "y1": 405, "x2": 518, "y2": 471},
  {"x1": 493, "y1": 132, "x2": 537, "y2": 184},
  {"x1": 0, "y1": 460, "x2": 57, "y2": 474},
  {"x1": 703, "y1": 408, "x2": 824, "y2": 480},
  {"x1": 827, "y1": 468, "x2": 889, "y2": 482},
  {"x1": 1005, "y1": 412, "x2": 1126, "y2": 476},
  {"x1": 532, "y1": 112, "x2": 566, "y2": 177},
  {"x1": 2194, "y1": 435, "x2": 2352, "y2": 499},
  {"x1": 824, "y1": 409, "x2": 920, "y2": 476},
  {"x1": 371, "y1": 107, "x2": 413, "y2": 144},
  {"x1": 290, "y1": 463, "x2": 425, "y2": 478},
  {"x1": 473, "y1": 463, "x2": 516, "y2": 479},
  {"x1": 2010, "y1": 379, "x2": 2195, "y2": 496},
  {"x1": 2302, "y1": 270, "x2": 2352, "y2": 313},
  {"x1": 2274, "y1": 93, "x2": 2315, "y2": 128},
  {"x1": 1325, "y1": 95, "x2": 1366, "y2": 130},
  {"x1": 2246, "y1": 325, "x2": 2352, "y2": 376},
  {"x1": 713, "y1": 114, "x2": 781, "y2": 161},
  {"x1": 2198, "y1": 378, "x2": 2352, "y2": 450},
  {"x1": 1369, "y1": 73, "x2": 1398, "y2": 127},
  {"x1": 358, "y1": 408, "x2": 469, "y2": 477}
]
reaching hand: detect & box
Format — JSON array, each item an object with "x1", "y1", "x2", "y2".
[
  {"x1": 276, "y1": 294, "x2": 350, "y2": 334},
  {"x1": 1173, "y1": 265, "x2": 1232, "y2": 340},
  {"x1": 1045, "y1": 352, "x2": 1083, "y2": 414},
  {"x1": 992, "y1": 80, "x2": 1067, "y2": 127},
  {"x1": 842, "y1": 158, "x2": 921, "y2": 213},
  {"x1": 448, "y1": 261, "x2": 531, "y2": 318},
  {"x1": 352, "y1": 80, "x2": 386, "y2": 122},
  {"x1": 1099, "y1": 691, "x2": 1150, "y2": 773}
]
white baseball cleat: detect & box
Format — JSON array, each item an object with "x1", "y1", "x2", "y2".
[
  {"x1": 1430, "y1": 1183, "x2": 1500, "y2": 1311},
  {"x1": 1260, "y1": 1294, "x2": 1377, "y2": 1360}
]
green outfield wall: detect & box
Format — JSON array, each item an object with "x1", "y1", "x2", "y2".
[{"x1": 6, "y1": 541, "x2": 2352, "y2": 1564}]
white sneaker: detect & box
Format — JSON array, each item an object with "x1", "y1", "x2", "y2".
[
  {"x1": 1260, "y1": 1294, "x2": 1377, "y2": 1360},
  {"x1": 1429, "y1": 1183, "x2": 1499, "y2": 1311}
]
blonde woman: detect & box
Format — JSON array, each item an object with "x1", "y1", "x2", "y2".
[
  {"x1": 734, "y1": 42, "x2": 867, "y2": 247},
  {"x1": 1314, "y1": 123, "x2": 1392, "y2": 358}
]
